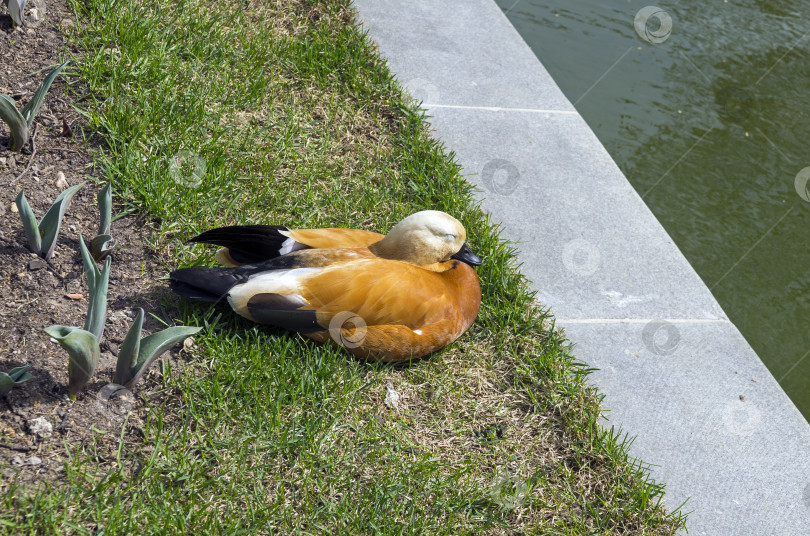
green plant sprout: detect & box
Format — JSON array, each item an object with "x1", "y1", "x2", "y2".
[
  {"x1": 79, "y1": 235, "x2": 111, "y2": 340},
  {"x1": 15, "y1": 181, "x2": 85, "y2": 260},
  {"x1": 47, "y1": 238, "x2": 198, "y2": 396},
  {"x1": 91, "y1": 183, "x2": 115, "y2": 261},
  {"x1": 43, "y1": 237, "x2": 109, "y2": 398},
  {"x1": 0, "y1": 61, "x2": 68, "y2": 151},
  {"x1": 43, "y1": 238, "x2": 109, "y2": 398},
  {"x1": 0, "y1": 365, "x2": 33, "y2": 396},
  {"x1": 5, "y1": 0, "x2": 25, "y2": 27},
  {"x1": 43, "y1": 326, "x2": 99, "y2": 398},
  {"x1": 113, "y1": 308, "x2": 201, "y2": 389}
]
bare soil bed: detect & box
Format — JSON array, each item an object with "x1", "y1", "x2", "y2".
[{"x1": 1, "y1": 3, "x2": 180, "y2": 490}]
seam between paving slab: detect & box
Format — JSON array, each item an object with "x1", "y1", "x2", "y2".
[
  {"x1": 555, "y1": 318, "x2": 731, "y2": 324},
  {"x1": 425, "y1": 104, "x2": 579, "y2": 114},
  {"x1": 423, "y1": 107, "x2": 730, "y2": 321}
]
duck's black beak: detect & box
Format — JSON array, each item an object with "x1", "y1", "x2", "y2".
[{"x1": 451, "y1": 242, "x2": 482, "y2": 267}]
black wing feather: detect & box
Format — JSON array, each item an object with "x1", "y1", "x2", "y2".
[
  {"x1": 246, "y1": 293, "x2": 321, "y2": 332},
  {"x1": 189, "y1": 225, "x2": 309, "y2": 264}
]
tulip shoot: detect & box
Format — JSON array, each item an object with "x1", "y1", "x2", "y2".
[
  {"x1": 91, "y1": 234, "x2": 115, "y2": 261},
  {"x1": 0, "y1": 62, "x2": 68, "y2": 151},
  {"x1": 44, "y1": 326, "x2": 100, "y2": 397},
  {"x1": 0, "y1": 94, "x2": 28, "y2": 152},
  {"x1": 0, "y1": 365, "x2": 33, "y2": 396},
  {"x1": 79, "y1": 236, "x2": 111, "y2": 340},
  {"x1": 91, "y1": 183, "x2": 116, "y2": 260},
  {"x1": 15, "y1": 182, "x2": 85, "y2": 259},
  {"x1": 7, "y1": 0, "x2": 26, "y2": 27},
  {"x1": 97, "y1": 183, "x2": 112, "y2": 235},
  {"x1": 113, "y1": 308, "x2": 201, "y2": 389}
]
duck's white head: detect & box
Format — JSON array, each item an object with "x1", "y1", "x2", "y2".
[{"x1": 370, "y1": 210, "x2": 482, "y2": 267}]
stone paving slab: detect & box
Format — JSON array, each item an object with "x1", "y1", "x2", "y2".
[
  {"x1": 359, "y1": 0, "x2": 574, "y2": 111},
  {"x1": 563, "y1": 320, "x2": 810, "y2": 535},
  {"x1": 427, "y1": 107, "x2": 725, "y2": 320}
]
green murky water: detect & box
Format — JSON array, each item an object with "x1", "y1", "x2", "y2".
[{"x1": 495, "y1": 0, "x2": 810, "y2": 420}]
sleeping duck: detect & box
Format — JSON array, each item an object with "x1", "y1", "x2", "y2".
[{"x1": 169, "y1": 211, "x2": 482, "y2": 362}]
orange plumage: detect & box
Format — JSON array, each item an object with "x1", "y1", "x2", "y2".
[
  {"x1": 287, "y1": 228, "x2": 384, "y2": 250},
  {"x1": 169, "y1": 211, "x2": 482, "y2": 361}
]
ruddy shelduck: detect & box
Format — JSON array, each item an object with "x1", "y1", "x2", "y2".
[{"x1": 169, "y1": 211, "x2": 482, "y2": 361}]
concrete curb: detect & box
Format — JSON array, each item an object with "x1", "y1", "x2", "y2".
[{"x1": 353, "y1": 1, "x2": 810, "y2": 533}]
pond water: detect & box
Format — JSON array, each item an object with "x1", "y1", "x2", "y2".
[{"x1": 494, "y1": 0, "x2": 810, "y2": 420}]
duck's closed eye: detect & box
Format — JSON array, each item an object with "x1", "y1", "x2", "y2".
[{"x1": 445, "y1": 234, "x2": 457, "y2": 242}]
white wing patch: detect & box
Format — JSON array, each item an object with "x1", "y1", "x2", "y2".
[
  {"x1": 245, "y1": 267, "x2": 320, "y2": 292},
  {"x1": 228, "y1": 267, "x2": 321, "y2": 315},
  {"x1": 279, "y1": 237, "x2": 300, "y2": 255}
]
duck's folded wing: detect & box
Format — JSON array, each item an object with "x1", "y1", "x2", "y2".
[
  {"x1": 189, "y1": 225, "x2": 307, "y2": 265},
  {"x1": 190, "y1": 226, "x2": 385, "y2": 266}
]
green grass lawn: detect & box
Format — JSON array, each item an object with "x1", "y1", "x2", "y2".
[{"x1": 1, "y1": 0, "x2": 685, "y2": 533}]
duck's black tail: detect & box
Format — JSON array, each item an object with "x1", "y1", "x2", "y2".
[
  {"x1": 189, "y1": 225, "x2": 308, "y2": 264},
  {"x1": 169, "y1": 266, "x2": 249, "y2": 303}
]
